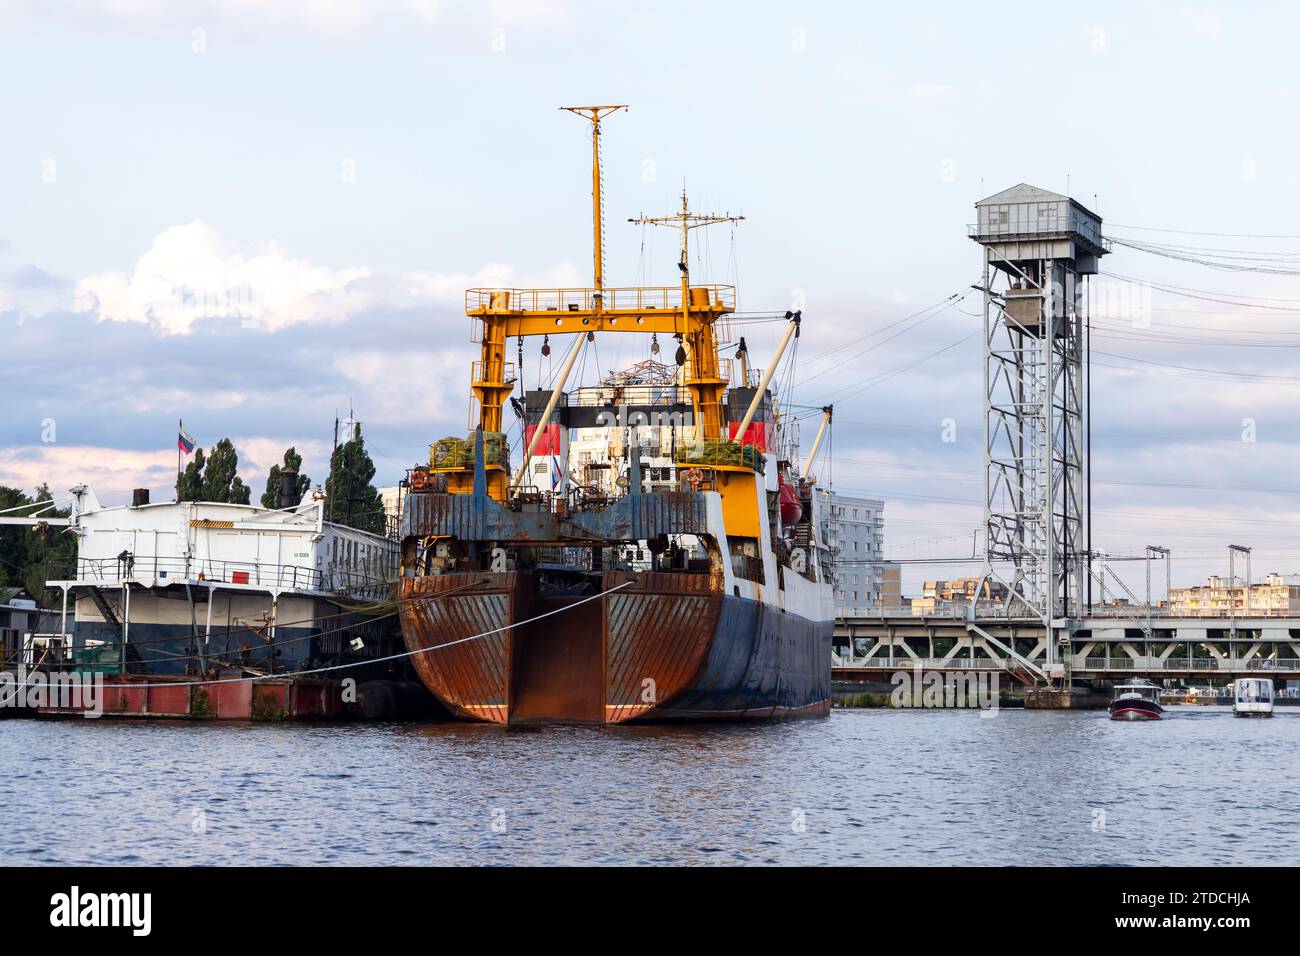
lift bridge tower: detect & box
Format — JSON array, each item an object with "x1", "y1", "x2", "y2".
[{"x1": 970, "y1": 184, "x2": 1108, "y2": 650}]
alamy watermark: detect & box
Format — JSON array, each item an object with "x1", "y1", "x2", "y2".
[
  {"x1": 0, "y1": 666, "x2": 105, "y2": 717},
  {"x1": 891, "y1": 663, "x2": 999, "y2": 716},
  {"x1": 170, "y1": 283, "x2": 258, "y2": 328},
  {"x1": 50, "y1": 886, "x2": 151, "y2": 936}
]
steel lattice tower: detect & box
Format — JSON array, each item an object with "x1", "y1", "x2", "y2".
[{"x1": 971, "y1": 185, "x2": 1108, "y2": 636}]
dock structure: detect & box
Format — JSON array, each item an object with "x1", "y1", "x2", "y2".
[{"x1": 2, "y1": 483, "x2": 409, "y2": 718}]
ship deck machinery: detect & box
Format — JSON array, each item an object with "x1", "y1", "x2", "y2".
[{"x1": 398, "y1": 427, "x2": 833, "y2": 724}]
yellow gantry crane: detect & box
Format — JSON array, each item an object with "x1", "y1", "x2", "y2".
[{"x1": 455, "y1": 105, "x2": 768, "y2": 518}]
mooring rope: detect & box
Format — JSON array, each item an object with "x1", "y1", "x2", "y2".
[{"x1": 4, "y1": 580, "x2": 635, "y2": 693}]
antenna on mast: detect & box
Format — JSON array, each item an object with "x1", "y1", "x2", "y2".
[
  {"x1": 560, "y1": 104, "x2": 628, "y2": 293},
  {"x1": 630, "y1": 189, "x2": 745, "y2": 285},
  {"x1": 630, "y1": 191, "x2": 745, "y2": 357}
]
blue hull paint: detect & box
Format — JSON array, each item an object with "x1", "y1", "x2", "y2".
[
  {"x1": 650, "y1": 595, "x2": 832, "y2": 721},
  {"x1": 72, "y1": 620, "x2": 401, "y2": 678}
]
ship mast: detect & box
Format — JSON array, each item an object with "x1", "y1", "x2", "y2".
[
  {"x1": 560, "y1": 105, "x2": 628, "y2": 293},
  {"x1": 631, "y1": 188, "x2": 744, "y2": 293},
  {"x1": 630, "y1": 192, "x2": 744, "y2": 445}
]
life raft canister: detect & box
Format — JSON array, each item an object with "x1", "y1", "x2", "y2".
[{"x1": 778, "y1": 476, "x2": 803, "y2": 526}]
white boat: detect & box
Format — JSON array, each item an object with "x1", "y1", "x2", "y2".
[{"x1": 1232, "y1": 678, "x2": 1274, "y2": 717}]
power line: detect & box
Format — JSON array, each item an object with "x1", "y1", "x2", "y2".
[
  {"x1": 1092, "y1": 349, "x2": 1300, "y2": 384},
  {"x1": 1103, "y1": 270, "x2": 1300, "y2": 307},
  {"x1": 1109, "y1": 237, "x2": 1300, "y2": 275},
  {"x1": 808, "y1": 329, "x2": 980, "y2": 405},
  {"x1": 792, "y1": 289, "x2": 972, "y2": 386},
  {"x1": 1108, "y1": 223, "x2": 1300, "y2": 240}
]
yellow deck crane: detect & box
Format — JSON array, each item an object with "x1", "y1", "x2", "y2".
[{"x1": 439, "y1": 105, "x2": 776, "y2": 539}]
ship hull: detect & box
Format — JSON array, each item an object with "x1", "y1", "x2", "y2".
[
  {"x1": 398, "y1": 570, "x2": 831, "y2": 724},
  {"x1": 1108, "y1": 698, "x2": 1164, "y2": 721},
  {"x1": 71, "y1": 616, "x2": 403, "y2": 681}
]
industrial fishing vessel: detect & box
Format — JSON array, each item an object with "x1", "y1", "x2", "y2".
[{"x1": 397, "y1": 106, "x2": 834, "y2": 723}]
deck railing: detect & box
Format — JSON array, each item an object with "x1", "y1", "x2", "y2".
[
  {"x1": 839, "y1": 604, "x2": 1300, "y2": 622},
  {"x1": 466, "y1": 285, "x2": 736, "y2": 314},
  {"x1": 1072, "y1": 656, "x2": 1300, "y2": 672},
  {"x1": 832, "y1": 653, "x2": 1300, "y2": 673},
  {"x1": 71, "y1": 556, "x2": 393, "y2": 599}
]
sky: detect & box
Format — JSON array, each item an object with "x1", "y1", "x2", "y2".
[{"x1": 3, "y1": 0, "x2": 1300, "y2": 598}]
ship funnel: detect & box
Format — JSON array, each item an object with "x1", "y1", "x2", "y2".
[{"x1": 280, "y1": 469, "x2": 301, "y2": 508}]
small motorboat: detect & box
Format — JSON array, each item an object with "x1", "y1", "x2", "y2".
[
  {"x1": 1232, "y1": 678, "x2": 1274, "y2": 718},
  {"x1": 1109, "y1": 680, "x2": 1164, "y2": 721}
]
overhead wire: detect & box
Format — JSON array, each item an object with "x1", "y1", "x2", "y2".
[{"x1": 793, "y1": 289, "x2": 973, "y2": 387}]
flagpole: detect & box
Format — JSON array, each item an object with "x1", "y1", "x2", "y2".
[{"x1": 176, "y1": 418, "x2": 183, "y2": 502}]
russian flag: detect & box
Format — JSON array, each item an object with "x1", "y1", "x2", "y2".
[{"x1": 178, "y1": 430, "x2": 196, "y2": 455}]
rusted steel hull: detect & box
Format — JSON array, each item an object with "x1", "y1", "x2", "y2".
[
  {"x1": 398, "y1": 573, "x2": 518, "y2": 723},
  {"x1": 398, "y1": 570, "x2": 831, "y2": 724}
]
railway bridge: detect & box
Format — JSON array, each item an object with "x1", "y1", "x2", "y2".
[{"x1": 833, "y1": 609, "x2": 1300, "y2": 685}]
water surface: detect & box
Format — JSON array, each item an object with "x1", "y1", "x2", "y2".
[{"x1": 1, "y1": 706, "x2": 1294, "y2": 865}]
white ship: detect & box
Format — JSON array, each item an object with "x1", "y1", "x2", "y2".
[{"x1": 33, "y1": 483, "x2": 401, "y2": 677}]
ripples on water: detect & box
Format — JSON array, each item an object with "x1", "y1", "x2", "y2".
[{"x1": 1, "y1": 707, "x2": 1295, "y2": 865}]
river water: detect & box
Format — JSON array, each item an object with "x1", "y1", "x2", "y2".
[{"x1": 1, "y1": 706, "x2": 1295, "y2": 866}]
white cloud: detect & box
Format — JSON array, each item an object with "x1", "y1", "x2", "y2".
[
  {"x1": 402, "y1": 260, "x2": 584, "y2": 302},
  {"x1": 74, "y1": 221, "x2": 372, "y2": 334},
  {"x1": 72, "y1": 220, "x2": 582, "y2": 335}
]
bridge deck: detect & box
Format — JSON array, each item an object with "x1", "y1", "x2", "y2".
[{"x1": 833, "y1": 614, "x2": 1300, "y2": 681}]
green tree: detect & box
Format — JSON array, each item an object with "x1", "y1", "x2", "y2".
[
  {"x1": 177, "y1": 447, "x2": 206, "y2": 502},
  {"x1": 0, "y1": 483, "x2": 77, "y2": 605},
  {"x1": 200, "y1": 438, "x2": 251, "y2": 504},
  {"x1": 261, "y1": 446, "x2": 312, "y2": 509},
  {"x1": 22, "y1": 484, "x2": 77, "y2": 602},
  {"x1": 177, "y1": 440, "x2": 250, "y2": 504},
  {"x1": 325, "y1": 424, "x2": 384, "y2": 534},
  {"x1": 0, "y1": 485, "x2": 29, "y2": 588}
]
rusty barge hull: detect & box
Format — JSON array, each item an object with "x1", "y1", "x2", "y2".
[{"x1": 399, "y1": 570, "x2": 831, "y2": 724}]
